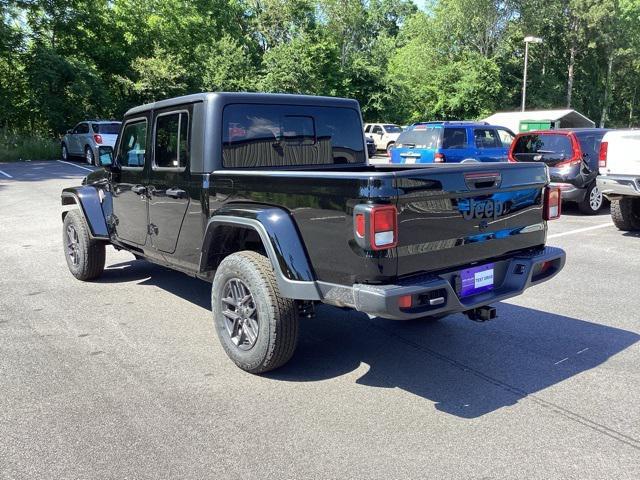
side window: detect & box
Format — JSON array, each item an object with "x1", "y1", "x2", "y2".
[
  {"x1": 154, "y1": 112, "x2": 189, "y2": 169},
  {"x1": 474, "y1": 128, "x2": 500, "y2": 149},
  {"x1": 364, "y1": 125, "x2": 371, "y2": 133},
  {"x1": 442, "y1": 128, "x2": 467, "y2": 149},
  {"x1": 372, "y1": 125, "x2": 383, "y2": 135},
  {"x1": 117, "y1": 120, "x2": 148, "y2": 168},
  {"x1": 496, "y1": 128, "x2": 515, "y2": 147},
  {"x1": 73, "y1": 123, "x2": 87, "y2": 134}
]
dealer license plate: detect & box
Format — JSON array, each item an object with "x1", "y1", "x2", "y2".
[{"x1": 459, "y1": 263, "x2": 495, "y2": 298}]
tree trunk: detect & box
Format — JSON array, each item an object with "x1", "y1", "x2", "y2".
[{"x1": 600, "y1": 54, "x2": 613, "y2": 128}]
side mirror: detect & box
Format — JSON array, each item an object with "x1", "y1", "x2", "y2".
[{"x1": 98, "y1": 146, "x2": 114, "y2": 168}]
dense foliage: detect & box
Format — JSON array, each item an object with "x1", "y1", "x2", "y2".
[{"x1": 1, "y1": 0, "x2": 639, "y2": 137}]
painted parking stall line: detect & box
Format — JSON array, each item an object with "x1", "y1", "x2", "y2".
[
  {"x1": 548, "y1": 222, "x2": 614, "y2": 239},
  {"x1": 0, "y1": 169, "x2": 13, "y2": 178},
  {"x1": 57, "y1": 160, "x2": 95, "y2": 172}
]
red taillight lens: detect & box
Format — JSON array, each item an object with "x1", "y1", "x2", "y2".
[
  {"x1": 434, "y1": 152, "x2": 445, "y2": 163},
  {"x1": 371, "y1": 206, "x2": 397, "y2": 249},
  {"x1": 599, "y1": 141, "x2": 608, "y2": 168},
  {"x1": 355, "y1": 214, "x2": 365, "y2": 237},
  {"x1": 94, "y1": 134, "x2": 103, "y2": 144},
  {"x1": 544, "y1": 187, "x2": 562, "y2": 220}
]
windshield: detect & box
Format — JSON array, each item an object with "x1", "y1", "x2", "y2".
[
  {"x1": 93, "y1": 123, "x2": 121, "y2": 134},
  {"x1": 396, "y1": 126, "x2": 441, "y2": 149},
  {"x1": 383, "y1": 124, "x2": 403, "y2": 133},
  {"x1": 512, "y1": 134, "x2": 573, "y2": 162}
]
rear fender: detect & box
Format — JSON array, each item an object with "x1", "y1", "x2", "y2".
[
  {"x1": 61, "y1": 186, "x2": 109, "y2": 239},
  {"x1": 200, "y1": 205, "x2": 320, "y2": 300}
]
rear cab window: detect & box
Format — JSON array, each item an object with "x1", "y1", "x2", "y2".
[
  {"x1": 396, "y1": 125, "x2": 441, "y2": 149},
  {"x1": 512, "y1": 134, "x2": 573, "y2": 162},
  {"x1": 222, "y1": 104, "x2": 366, "y2": 168}
]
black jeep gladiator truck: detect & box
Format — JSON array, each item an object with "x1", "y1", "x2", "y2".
[{"x1": 61, "y1": 92, "x2": 565, "y2": 373}]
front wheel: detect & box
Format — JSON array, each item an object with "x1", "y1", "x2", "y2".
[
  {"x1": 63, "y1": 210, "x2": 106, "y2": 280},
  {"x1": 578, "y1": 182, "x2": 604, "y2": 214},
  {"x1": 61, "y1": 143, "x2": 69, "y2": 161},
  {"x1": 386, "y1": 142, "x2": 395, "y2": 155},
  {"x1": 212, "y1": 251, "x2": 298, "y2": 373}
]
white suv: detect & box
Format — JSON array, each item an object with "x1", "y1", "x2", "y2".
[
  {"x1": 363, "y1": 123, "x2": 403, "y2": 153},
  {"x1": 597, "y1": 129, "x2": 640, "y2": 230}
]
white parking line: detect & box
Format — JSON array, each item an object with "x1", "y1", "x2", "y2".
[
  {"x1": 0, "y1": 169, "x2": 13, "y2": 178},
  {"x1": 57, "y1": 160, "x2": 95, "y2": 172},
  {"x1": 548, "y1": 222, "x2": 614, "y2": 239}
]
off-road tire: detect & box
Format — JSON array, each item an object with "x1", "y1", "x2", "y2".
[
  {"x1": 212, "y1": 251, "x2": 298, "y2": 374},
  {"x1": 62, "y1": 210, "x2": 106, "y2": 280},
  {"x1": 610, "y1": 197, "x2": 640, "y2": 231},
  {"x1": 578, "y1": 181, "x2": 604, "y2": 215}
]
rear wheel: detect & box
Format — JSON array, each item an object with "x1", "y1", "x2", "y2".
[
  {"x1": 386, "y1": 142, "x2": 395, "y2": 154},
  {"x1": 212, "y1": 251, "x2": 298, "y2": 373},
  {"x1": 63, "y1": 210, "x2": 106, "y2": 280},
  {"x1": 610, "y1": 197, "x2": 640, "y2": 231},
  {"x1": 85, "y1": 146, "x2": 95, "y2": 166},
  {"x1": 578, "y1": 181, "x2": 604, "y2": 215},
  {"x1": 61, "y1": 143, "x2": 70, "y2": 161}
]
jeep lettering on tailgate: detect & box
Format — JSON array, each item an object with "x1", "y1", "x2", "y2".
[{"x1": 461, "y1": 198, "x2": 505, "y2": 220}]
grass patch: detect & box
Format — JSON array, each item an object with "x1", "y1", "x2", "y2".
[{"x1": 0, "y1": 130, "x2": 60, "y2": 162}]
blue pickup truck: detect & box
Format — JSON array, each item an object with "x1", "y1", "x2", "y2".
[{"x1": 389, "y1": 121, "x2": 516, "y2": 164}]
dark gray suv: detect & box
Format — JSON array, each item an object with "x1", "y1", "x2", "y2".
[{"x1": 61, "y1": 121, "x2": 121, "y2": 165}]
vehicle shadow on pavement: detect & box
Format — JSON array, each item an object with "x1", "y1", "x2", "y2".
[
  {"x1": 101, "y1": 260, "x2": 212, "y2": 309},
  {"x1": 561, "y1": 202, "x2": 611, "y2": 217},
  {"x1": 99, "y1": 259, "x2": 638, "y2": 419},
  {"x1": 268, "y1": 303, "x2": 639, "y2": 419}
]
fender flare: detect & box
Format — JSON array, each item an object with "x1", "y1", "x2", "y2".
[
  {"x1": 200, "y1": 205, "x2": 321, "y2": 300},
  {"x1": 61, "y1": 186, "x2": 109, "y2": 239}
]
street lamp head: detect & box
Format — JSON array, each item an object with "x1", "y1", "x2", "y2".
[{"x1": 524, "y1": 36, "x2": 543, "y2": 43}]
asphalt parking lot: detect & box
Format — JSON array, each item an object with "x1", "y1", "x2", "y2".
[{"x1": 1, "y1": 160, "x2": 639, "y2": 479}]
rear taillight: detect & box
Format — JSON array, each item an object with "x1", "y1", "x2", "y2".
[
  {"x1": 556, "y1": 134, "x2": 582, "y2": 167},
  {"x1": 353, "y1": 204, "x2": 398, "y2": 250},
  {"x1": 544, "y1": 187, "x2": 562, "y2": 220},
  {"x1": 94, "y1": 134, "x2": 103, "y2": 144},
  {"x1": 599, "y1": 141, "x2": 608, "y2": 168},
  {"x1": 434, "y1": 153, "x2": 445, "y2": 163}
]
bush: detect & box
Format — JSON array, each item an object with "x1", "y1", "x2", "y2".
[{"x1": 0, "y1": 130, "x2": 59, "y2": 162}]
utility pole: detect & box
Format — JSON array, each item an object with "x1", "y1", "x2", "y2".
[{"x1": 521, "y1": 36, "x2": 543, "y2": 112}]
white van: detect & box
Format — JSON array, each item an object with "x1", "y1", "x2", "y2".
[{"x1": 597, "y1": 129, "x2": 640, "y2": 230}]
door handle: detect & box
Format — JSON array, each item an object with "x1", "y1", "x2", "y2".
[
  {"x1": 131, "y1": 185, "x2": 147, "y2": 195},
  {"x1": 166, "y1": 188, "x2": 187, "y2": 199}
]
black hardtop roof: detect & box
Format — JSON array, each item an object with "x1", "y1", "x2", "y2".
[{"x1": 125, "y1": 92, "x2": 360, "y2": 117}]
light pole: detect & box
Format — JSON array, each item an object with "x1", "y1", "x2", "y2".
[{"x1": 521, "y1": 36, "x2": 543, "y2": 112}]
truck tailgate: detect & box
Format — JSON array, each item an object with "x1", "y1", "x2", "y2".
[{"x1": 393, "y1": 163, "x2": 549, "y2": 277}]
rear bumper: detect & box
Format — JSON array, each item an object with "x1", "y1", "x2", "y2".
[
  {"x1": 319, "y1": 246, "x2": 566, "y2": 320},
  {"x1": 597, "y1": 175, "x2": 640, "y2": 198},
  {"x1": 549, "y1": 182, "x2": 586, "y2": 202}
]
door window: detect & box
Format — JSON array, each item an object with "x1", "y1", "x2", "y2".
[
  {"x1": 117, "y1": 119, "x2": 148, "y2": 168},
  {"x1": 496, "y1": 128, "x2": 515, "y2": 147},
  {"x1": 154, "y1": 112, "x2": 189, "y2": 169},
  {"x1": 73, "y1": 123, "x2": 89, "y2": 134},
  {"x1": 372, "y1": 125, "x2": 383, "y2": 135},
  {"x1": 441, "y1": 128, "x2": 466, "y2": 149},
  {"x1": 364, "y1": 125, "x2": 371, "y2": 133},
  {"x1": 474, "y1": 129, "x2": 500, "y2": 149}
]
